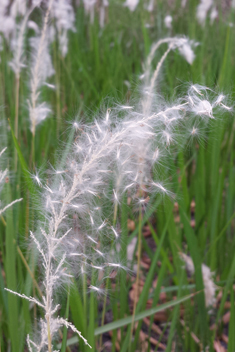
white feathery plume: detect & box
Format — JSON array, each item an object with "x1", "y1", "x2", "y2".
[
  {"x1": 9, "y1": 0, "x2": 28, "y2": 18},
  {"x1": 83, "y1": 0, "x2": 97, "y2": 23},
  {"x1": 123, "y1": 0, "x2": 139, "y2": 12},
  {"x1": 143, "y1": 37, "x2": 198, "y2": 117},
  {"x1": 28, "y1": 0, "x2": 55, "y2": 136},
  {"x1": 210, "y1": 7, "x2": 218, "y2": 24},
  {"x1": 196, "y1": 0, "x2": 214, "y2": 26},
  {"x1": 6, "y1": 224, "x2": 91, "y2": 351},
  {"x1": 28, "y1": 20, "x2": 40, "y2": 34},
  {"x1": 0, "y1": 0, "x2": 37, "y2": 41},
  {"x1": 51, "y1": 0, "x2": 75, "y2": 57},
  {"x1": 0, "y1": 1, "x2": 15, "y2": 40},
  {"x1": 8, "y1": 2, "x2": 40, "y2": 78},
  {"x1": 146, "y1": 0, "x2": 154, "y2": 12},
  {"x1": 82, "y1": 0, "x2": 109, "y2": 27},
  {"x1": 177, "y1": 38, "x2": 196, "y2": 64},
  {"x1": 180, "y1": 253, "x2": 217, "y2": 307},
  {"x1": 164, "y1": 15, "x2": 173, "y2": 29},
  {"x1": 5, "y1": 36, "x2": 231, "y2": 350},
  {"x1": 99, "y1": 0, "x2": 109, "y2": 28},
  {"x1": 6, "y1": 1, "x2": 41, "y2": 141}
]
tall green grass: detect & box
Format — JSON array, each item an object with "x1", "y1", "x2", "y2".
[{"x1": 0, "y1": 1, "x2": 235, "y2": 351}]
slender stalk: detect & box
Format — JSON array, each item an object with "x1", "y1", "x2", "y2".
[
  {"x1": 30, "y1": 0, "x2": 54, "y2": 137},
  {"x1": 82, "y1": 268, "x2": 87, "y2": 328},
  {"x1": 54, "y1": 47, "x2": 61, "y2": 138},
  {"x1": 113, "y1": 202, "x2": 118, "y2": 225},
  {"x1": 31, "y1": 133, "x2": 35, "y2": 168},
  {"x1": 99, "y1": 201, "x2": 118, "y2": 349},
  {"x1": 143, "y1": 44, "x2": 174, "y2": 116},
  {"x1": 14, "y1": 74, "x2": 20, "y2": 170},
  {"x1": 129, "y1": 204, "x2": 142, "y2": 351},
  {"x1": 0, "y1": 215, "x2": 6, "y2": 226},
  {"x1": 11, "y1": 5, "x2": 37, "y2": 168},
  {"x1": 14, "y1": 75, "x2": 20, "y2": 140},
  {"x1": 16, "y1": 244, "x2": 42, "y2": 296},
  {"x1": 56, "y1": 74, "x2": 61, "y2": 138},
  {"x1": 33, "y1": 284, "x2": 37, "y2": 334},
  {"x1": 25, "y1": 191, "x2": 30, "y2": 238},
  {"x1": 46, "y1": 316, "x2": 52, "y2": 352},
  {"x1": 99, "y1": 282, "x2": 108, "y2": 349},
  {"x1": 128, "y1": 42, "x2": 174, "y2": 350},
  {"x1": 46, "y1": 256, "x2": 52, "y2": 352}
]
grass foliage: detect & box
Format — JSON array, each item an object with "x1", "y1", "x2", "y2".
[{"x1": 0, "y1": 0, "x2": 235, "y2": 351}]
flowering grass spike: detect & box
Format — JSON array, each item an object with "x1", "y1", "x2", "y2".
[{"x1": 5, "y1": 35, "x2": 231, "y2": 351}]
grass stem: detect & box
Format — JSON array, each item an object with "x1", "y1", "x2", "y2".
[
  {"x1": 14, "y1": 75, "x2": 20, "y2": 170},
  {"x1": 129, "y1": 204, "x2": 142, "y2": 351}
]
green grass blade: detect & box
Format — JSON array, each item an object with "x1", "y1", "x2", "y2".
[
  {"x1": 5, "y1": 183, "x2": 21, "y2": 352},
  {"x1": 180, "y1": 210, "x2": 208, "y2": 343},
  {"x1": 8, "y1": 119, "x2": 37, "y2": 196},
  {"x1": 63, "y1": 293, "x2": 196, "y2": 348},
  {"x1": 61, "y1": 292, "x2": 70, "y2": 352}
]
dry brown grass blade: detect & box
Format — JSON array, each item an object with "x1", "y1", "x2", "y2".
[
  {"x1": 210, "y1": 311, "x2": 230, "y2": 330},
  {"x1": 143, "y1": 317, "x2": 163, "y2": 335},
  {"x1": 180, "y1": 319, "x2": 202, "y2": 349},
  {"x1": 214, "y1": 340, "x2": 226, "y2": 352}
]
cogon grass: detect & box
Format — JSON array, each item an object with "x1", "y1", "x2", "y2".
[
  {"x1": 0, "y1": 0, "x2": 76, "y2": 168},
  {"x1": 5, "y1": 35, "x2": 232, "y2": 351}
]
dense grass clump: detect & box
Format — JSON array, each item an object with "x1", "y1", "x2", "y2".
[{"x1": 0, "y1": 1, "x2": 235, "y2": 351}]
